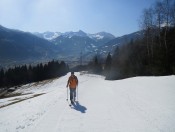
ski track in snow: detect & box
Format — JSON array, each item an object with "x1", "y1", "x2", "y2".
[{"x1": 0, "y1": 73, "x2": 175, "y2": 132}]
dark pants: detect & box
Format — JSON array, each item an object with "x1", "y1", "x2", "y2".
[{"x1": 70, "y1": 88, "x2": 76, "y2": 101}]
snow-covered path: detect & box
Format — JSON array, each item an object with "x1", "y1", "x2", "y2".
[{"x1": 0, "y1": 73, "x2": 175, "y2": 132}]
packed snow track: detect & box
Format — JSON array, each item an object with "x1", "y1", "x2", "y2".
[{"x1": 0, "y1": 72, "x2": 175, "y2": 132}]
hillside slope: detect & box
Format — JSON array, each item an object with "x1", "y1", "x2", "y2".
[
  {"x1": 0, "y1": 73, "x2": 175, "y2": 132},
  {"x1": 0, "y1": 25, "x2": 59, "y2": 68}
]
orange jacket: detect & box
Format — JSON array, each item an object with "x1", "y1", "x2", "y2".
[{"x1": 67, "y1": 75, "x2": 78, "y2": 88}]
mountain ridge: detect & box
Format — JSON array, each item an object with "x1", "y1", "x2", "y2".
[
  {"x1": 33, "y1": 30, "x2": 116, "y2": 41},
  {"x1": 0, "y1": 25, "x2": 60, "y2": 68},
  {"x1": 0, "y1": 25, "x2": 143, "y2": 68}
]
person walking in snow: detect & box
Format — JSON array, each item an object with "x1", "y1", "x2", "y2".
[{"x1": 66, "y1": 72, "x2": 78, "y2": 104}]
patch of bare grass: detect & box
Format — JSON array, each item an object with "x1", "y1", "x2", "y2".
[
  {"x1": 0, "y1": 93, "x2": 45, "y2": 109},
  {"x1": 0, "y1": 93, "x2": 33, "y2": 99}
]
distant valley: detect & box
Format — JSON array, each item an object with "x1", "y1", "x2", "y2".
[{"x1": 0, "y1": 25, "x2": 143, "y2": 68}]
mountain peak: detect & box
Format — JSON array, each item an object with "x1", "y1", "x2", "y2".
[
  {"x1": 76, "y1": 30, "x2": 87, "y2": 36},
  {"x1": 96, "y1": 32, "x2": 116, "y2": 38},
  {"x1": 88, "y1": 31, "x2": 115, "y2": 40},
  {"x1": 78, "y1": 30, "x2": 84, "y2": 33},
  {"x1": 33, "y1": 31, "x2": 61, "y2": 40},
  {"x1": 63, "y1": 30, "x2": 87, "y2": 38}
]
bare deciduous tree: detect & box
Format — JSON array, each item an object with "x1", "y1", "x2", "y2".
[
  {"x1": 162, "y1": 0, "x2": 173, "y2": 51},
  {"x1": 140, "y1": 7, "x2": 155, "y2": 60},
  {"x1": 154, "y1": 1, "x2": 164, "y2": 46},
  {"x1": 169, "y1": 1, "x2": 175, "y2": 27}
]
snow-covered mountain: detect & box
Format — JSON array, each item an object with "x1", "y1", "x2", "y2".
[
  {"x1": 0, "y1": 72, "x2": 175, "y2": 132},
  {"x1": 0, "y1": 25, "x2": 117, "y2": 67},
  {"x1": 33, "y1": 30, "x2": 115, "y2": 42},
  {"x1": 0, "y1": 25, "x2": 143, "y2": 67},
  {"x1": 49, "y1": 30, "x2": 116, "y2": 63},
  {"x1": 97, "y1": 31, "x2": 144, "y2": 56},
  {"x1": 63, "y1": 30, "x2": 88, "y2": 38},
  {"x1": 88, "y1": 32, "x2": 115, "y2": 40},
  {"x1": 34, "y1": 31, "x2": 61, "y2": 40},
  {"x1": 47, "y1": 30, "x2": 144, "y2": 59}
]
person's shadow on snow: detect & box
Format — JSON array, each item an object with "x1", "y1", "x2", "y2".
[{"x1": 72, "y1": 102, "x2": 87, "y2": 113}]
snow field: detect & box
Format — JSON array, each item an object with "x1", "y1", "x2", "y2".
[{"x1": 0, "y1": 73, "x2": 175, "y2": 132}]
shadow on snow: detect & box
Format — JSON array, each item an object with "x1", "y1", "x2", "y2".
[{"x1": 72, "y1": 101, "x2": 87, "y2": 113}]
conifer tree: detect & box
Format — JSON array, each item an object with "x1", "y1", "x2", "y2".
[{"x1": 105, "y1": 52, "x2": 112, "y2": 72}]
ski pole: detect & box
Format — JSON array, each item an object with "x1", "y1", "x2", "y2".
[
  {"x1": 66, "y1": 86, "x2": 68, "y2": 101},
  {"x1": 77, "y1": 85, "x2": 78, "y2": 102}
]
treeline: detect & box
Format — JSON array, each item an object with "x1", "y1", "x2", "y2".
[
  {"x1": 0, "y1": 60, "x2": 68, "y2": 88},
  {"x1": 106, "y1": 28, "x2": 175, "y2": 79},
  {"x1": 84, "y1": 27, "x2": 175, "y2": 80},
  {"x1": 105, "y1": 0, "x2": 175, "y2": 79},
  {"x1": 75, "y1": 0, "x2": 175, "y2": 80},
  {"x1": 71, "y1": 54, "x2": 102, "y2": 74}
]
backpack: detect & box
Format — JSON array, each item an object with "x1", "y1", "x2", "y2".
[{"x1": 69, "y1": 76, "x2": 78, "y2": 88}]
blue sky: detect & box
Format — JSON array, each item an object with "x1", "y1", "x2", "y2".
[{"x1": 0, "y1": 0, "x2": 156, "y2": 37}]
